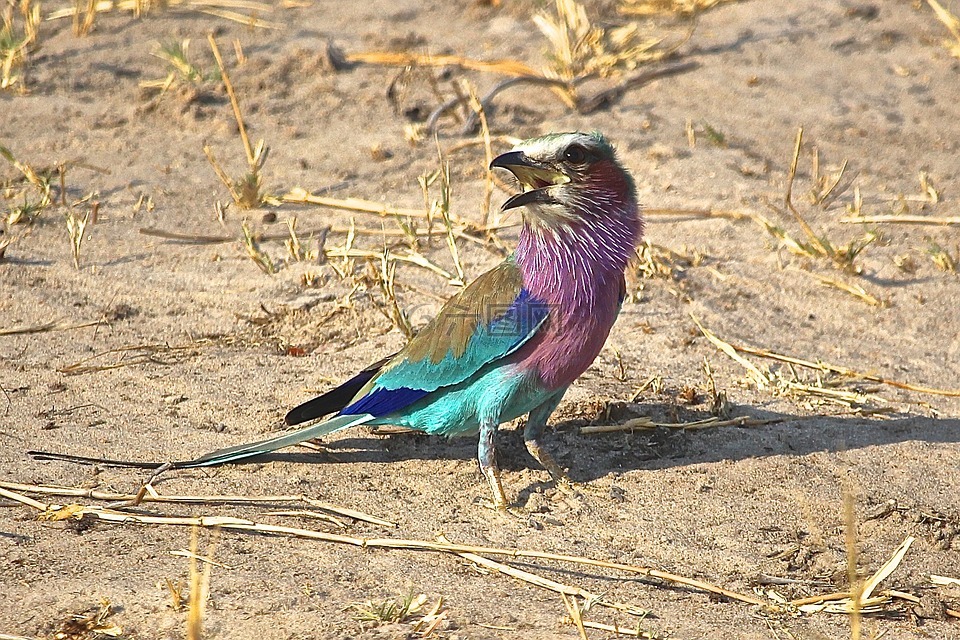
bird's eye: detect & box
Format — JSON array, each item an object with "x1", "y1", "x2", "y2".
[{"x1": 563, "y1": 144, "x2": 588, "y2": 164}]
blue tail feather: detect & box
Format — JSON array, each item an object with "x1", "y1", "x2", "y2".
[{"x1": 180, "y1": 413, "x2": 375, "y2": 467}]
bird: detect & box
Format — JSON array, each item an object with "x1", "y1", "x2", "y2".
[{"x1": 181, "y1": 131, "x2": 643, "y2": 510}]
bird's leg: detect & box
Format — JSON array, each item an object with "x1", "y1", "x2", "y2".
[
  {"x1": 524, "y1": 422, "x2": 572, "y2": 488},
  {"x1": 523, "y1": 392, "x2": 572, "y2": 489},
  {"x1": 524, "y1": 433, "x2": 570, "y2": 486},
  {"x1": 478, "y1": 419, "x2": 508, "y2": 511}
]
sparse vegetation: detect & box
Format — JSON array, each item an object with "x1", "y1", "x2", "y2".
[
  {"x1": 65, "y1": 206, "x2": 92, "y2": 269},
  {"x1": 284, "y1": 216, "x2": 316, "y2": 262},
  {"x1": 1, "y1": 143, "x2": 54, "y2": 218},
  {"x1": 350, "y1": 591, "x2": 427, "y2": 627},
  {"x1": 203, "y1": 34, "x2": 273, "y2": 210},
  {"x1": 45, "y1": 0, "x2": 281, "y2": 30},
  {"x1": 347, "y1": 0, "x2": 697, "y2": 133},
  {"x1": 1, "y1": 144, "x2": 110, "y2": 267},
  {"x1": 762, "y1": 128, "x2": 877, "y2": 273},
  {"x1": 927, "y1": 0, "x2": 960, "y2": 58},
  {"x1": 1, "y1": 0, "x2": 41, "y2": 90},
  {"x1": 535, "y1": 0, "x2": 663, "y2": 81},
  {"x1": 142, "y1": 38, "x2": 220, "y2": 92},
  {"x1": 619, "y1": 0, "x2": 739, "y2": 16},
  {"x1": 2, "y1": 2, "x2": 960, "y2": 639},
  {"x1": 50, "y1": 599, "x2": 122, "y2": 639},
  {"x1": 927, "y1": 241, "x2": 958, "y2": 273}
]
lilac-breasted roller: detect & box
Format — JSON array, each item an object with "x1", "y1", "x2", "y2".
[{"x1": 184, "y1": 131, "x2": 643, "y2": 509}]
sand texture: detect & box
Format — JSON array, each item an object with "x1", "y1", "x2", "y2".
[{"x1": 2, "y1": 0, "x2": 960, "y2": 638}]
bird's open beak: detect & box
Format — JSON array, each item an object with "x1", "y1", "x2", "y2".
[{"x1": 490, "y1": 151, "x2": 570, "y2": 211}]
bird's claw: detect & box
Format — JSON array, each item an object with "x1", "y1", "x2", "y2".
[
  {"x1": 473, "y1": 496, "x2": 525, "y2": 518},
  {"x1": 554, "y1": 476, "x2": 580, "y2": 497},
  {"x1": 562, "y1": 479, "x2": 605, "y2": 498}
]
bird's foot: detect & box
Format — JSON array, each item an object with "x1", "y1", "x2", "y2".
[
  {"x1": 525, "y1": 438, "x2": 584, "y2": 499},
  {"x1": 539, "y1": 465, "x2": 592, "y2": 499},
  {"x1": 473, "y1": 496, "x2": 526, "y2": 518},
  {"x1": 553, "y1": 475, "x2": 580, "y2": 497},
  {"x1": 543, "y1": 477, "x2": 605, "y2": 513},
  {"x1": 560, "y1": 478, "x2": 605, "y2": 498}
]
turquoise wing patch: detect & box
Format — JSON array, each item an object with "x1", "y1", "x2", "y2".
[{"x1": 372, "y1": 287, "x2": 549, "y2": 393}]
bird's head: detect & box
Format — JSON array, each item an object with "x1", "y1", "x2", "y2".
[{"x1": 490, "y1": 131, "x2": 638, "y2": 233}]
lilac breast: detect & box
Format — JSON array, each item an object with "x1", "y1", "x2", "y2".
[
  {"x1": 511, "y1": 279, "x2": 623, "y2": 389},
  {"x1": 509, "y1": 210, "x2": 640, "y2": 390}
]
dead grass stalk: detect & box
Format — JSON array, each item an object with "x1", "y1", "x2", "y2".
[
  {"x1": 0, "y1": 481, "x2": 397, "y2": 526},
  {"x1": 764, "y1": 128, "x2": 876, "y2": 273},
  {"x1": 185, "y1": 526, "x2": 216, "y2": 640},
  {"x1": 619, "y1": 0, "x2": 738, "y2": 16},
  {"x1": 0, "y1": 319, "x2": 100, "y2": 336},
  {"x1": 843, "y1": 486, "x2": 863, "y2": 639},
  {"x1": 465, "y1": 83, "x2": 495, "y2": 227},
  {"x1": 57, "y1": 340, "x2": 207, "y2": 374},
  {"x1": 435, "y1": 534, "x2": 651, "y2": 618},
  {"x1": 239, "y1": 220, "x2": 276, "y2": 273},
  {"x1": 46, "y1": 0, "x2": 281, "y2": 29},
  {"x1": 580, "y1": 415, "x2": 779, "y2": 434},
  {"x1": 431, "y1": 138, "x2": 465, "y2": 286},
  {"x1": 204, "y1": 34, "x2": 272, "y2": 209},
  {"x1": 927, "y1": 0, "x2": 960, "y2": 58},
  {"x1": 693, "y1": 315, "x2": 960, "y2": 399},
  {"x1": 65, "y1": 206, "x2": 91, "y2": 269},
  {"x1": 1, "y1": 483, "x2": 763, "y2": 609},
  {"x1": 840, "y1": 215, "x2": 960, "y2": 226},
  {"x1": 1, "y1": 0, "x2": 41, "y2": 90}
]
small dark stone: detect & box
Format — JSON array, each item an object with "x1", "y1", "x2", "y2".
[
  {"x1": 913, "y1": 594, "x2": 948, "y2": 620},
  {"x1": 67, "y1": 513, "x2": 97, "y2": 534},
  {"x1": 846, "y1": 5, "x2": 879, "y2": 21}
]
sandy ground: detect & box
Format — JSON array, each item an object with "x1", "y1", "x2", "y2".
[{"x1": 2, "y1": 0, "x2": 960, "y2": 638}]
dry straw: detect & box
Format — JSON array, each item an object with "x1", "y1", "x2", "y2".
[
  {"x1": 619, "y1": 0, "x2": 737, "y2": 16},
  {"x1": 64, "y1": 207, "x2": 91, "y2": 269},
  {"x1": 203, "y1": 34, "x2": 273, "y2": 210},
  {"x1": 0, "y1": 480, "x2": 396, "y2": 527},
  {"x1": 791, "y1": 268, "x2": 885, "y2": 308},
  {"x1": 57, "y1": 341, "x2": 206, "y2": 375},
  {"x1": 927, "y1": 0, "x2": 960, "y2": 58},
  {"x1": 0, "y1": 482, "x2": 764, "y2": 611},
  {"x1": 6, "y1": 479, "x2": 954, "y2": 630},
  {"x1": 436, "y1": 533, "x2": 652, "y2": 618},
  {"x1": 347, "y1": 0, "x2": 695, "y2": 129},
  {"x1": 841, "y1": 214, "x2": 960, "y2": 227},
  {"x1": 692, "y1": 315, "x2": 960, "y2": 399},
  {"x1": 580, "y1": 415, "x2": 779, "y2": 434},
  {"x1": 1, "y1": 0, "x2": 41, "y2": 90},
  {"x1": 0, "y1": 319, "x2": 100, "y2": 336},
  {"x1": 46, "y1": 0, "x2": 282, "y2": 30}
]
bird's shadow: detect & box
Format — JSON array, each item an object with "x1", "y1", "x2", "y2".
[{"x1": 237, "y1": 404, "x2": 960, "y2": 485}]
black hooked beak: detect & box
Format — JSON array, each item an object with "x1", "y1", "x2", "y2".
[
  {"x1": 489, "y1": 151, "x2": 563, "y2": 211},
  {"x1": 489, "y1": 150, "x2": 533, "y2": 172}
]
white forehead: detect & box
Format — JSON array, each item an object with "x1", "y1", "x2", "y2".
[{"x1": 513, "y1": 132, "x2": 592, "y2": 158}]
